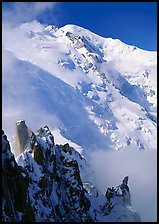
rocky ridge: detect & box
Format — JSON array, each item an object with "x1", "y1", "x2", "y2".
[{"x1": 2, "y1": 121, "x2": 141, "y2": 222}]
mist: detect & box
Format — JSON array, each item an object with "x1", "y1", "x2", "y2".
[
  {"x1": 2, "y1": 1, "x2": 64, "y2": 141},
  {"x1": 2, "y1": 49, "x2": 62, "y2": 140},
  {"x1": 2, "y1": 2, "x2": 58, "y2": 27},
  {"x1": 89, "y1": 148, "x2": 157, "y2": 222}
]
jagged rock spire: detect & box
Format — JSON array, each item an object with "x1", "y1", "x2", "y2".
[
  {"x1": 15, "y1": 120, "x2": 30, "y2": 157},
  {"x1": 122, "y1": 176, "x2": 129, "y2": 185},
  {"x1": 2, "y1": 123, "x2": 141, "y2": 222}
]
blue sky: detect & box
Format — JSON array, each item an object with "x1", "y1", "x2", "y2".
[{"x1": 2, "y1": 2, "x2": 157, "y2": 51}]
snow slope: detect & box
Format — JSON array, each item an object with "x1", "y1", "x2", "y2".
[{"x1": 2, "y1": 21, "x2": 157, "y2": 153}]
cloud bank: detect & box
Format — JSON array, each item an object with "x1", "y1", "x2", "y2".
[{"x1": 89, "y1": 148, "x2": 157, "y2": 222}]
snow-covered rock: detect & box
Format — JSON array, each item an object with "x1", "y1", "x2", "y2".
[{"x1": 2, "y1": 124, "x2": 141, "y2": 222}]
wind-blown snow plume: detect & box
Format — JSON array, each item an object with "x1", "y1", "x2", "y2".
[{"x1": 2, "y1": 2, "x2": 57, "y2": 27}]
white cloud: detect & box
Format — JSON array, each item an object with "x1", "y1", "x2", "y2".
[
  {"x1": 89, "y1": 148, "x2": 157, "y2": 222},
  {"x1": 2, "y1": 2, "x2": 57, "y2": 27},
  {"x1": 33, "y1": 2, "x2": 56, "y2": 12}
]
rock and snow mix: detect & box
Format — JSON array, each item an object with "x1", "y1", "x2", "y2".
[
  {"x1": 2, "y1": 21, "x2": 157, "y2": 221},
  {"x1": 2, "y1": 125, "x2": 141, "y2": 222}
]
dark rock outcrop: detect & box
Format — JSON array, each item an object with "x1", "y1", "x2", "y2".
[
  {"x1": 2, "y1": 130, "x2": 35, "y2": 222},
  {"x1": 2, "y1": 122, "x2": 141, "y2": 222}
]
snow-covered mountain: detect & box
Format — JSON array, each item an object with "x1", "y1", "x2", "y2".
[
  {"x1": 2, "y1": 21, "x2": 157, "y2": 221},
  {"x1": 2, "y1": 124, "x2": 141, "y2": 222},
  {"x1": 2, "y1": 20, "x2": 157, "y2": 152}
]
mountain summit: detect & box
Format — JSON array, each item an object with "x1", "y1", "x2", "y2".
[{"x1": 2, "y1": 21, "x2": 157, "y2": 152}]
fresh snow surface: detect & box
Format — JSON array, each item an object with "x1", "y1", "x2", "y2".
[
  {"x1": 2, "y1": 20, "x2": 157, "y2": 153},
  {"x1": 52, "y1": 128, "x2": 83, "y2": 155}
]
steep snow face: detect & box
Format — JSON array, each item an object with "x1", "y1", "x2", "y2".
[{"x1": 2, "y1": 21, "x2": 157, "y2": 153}]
